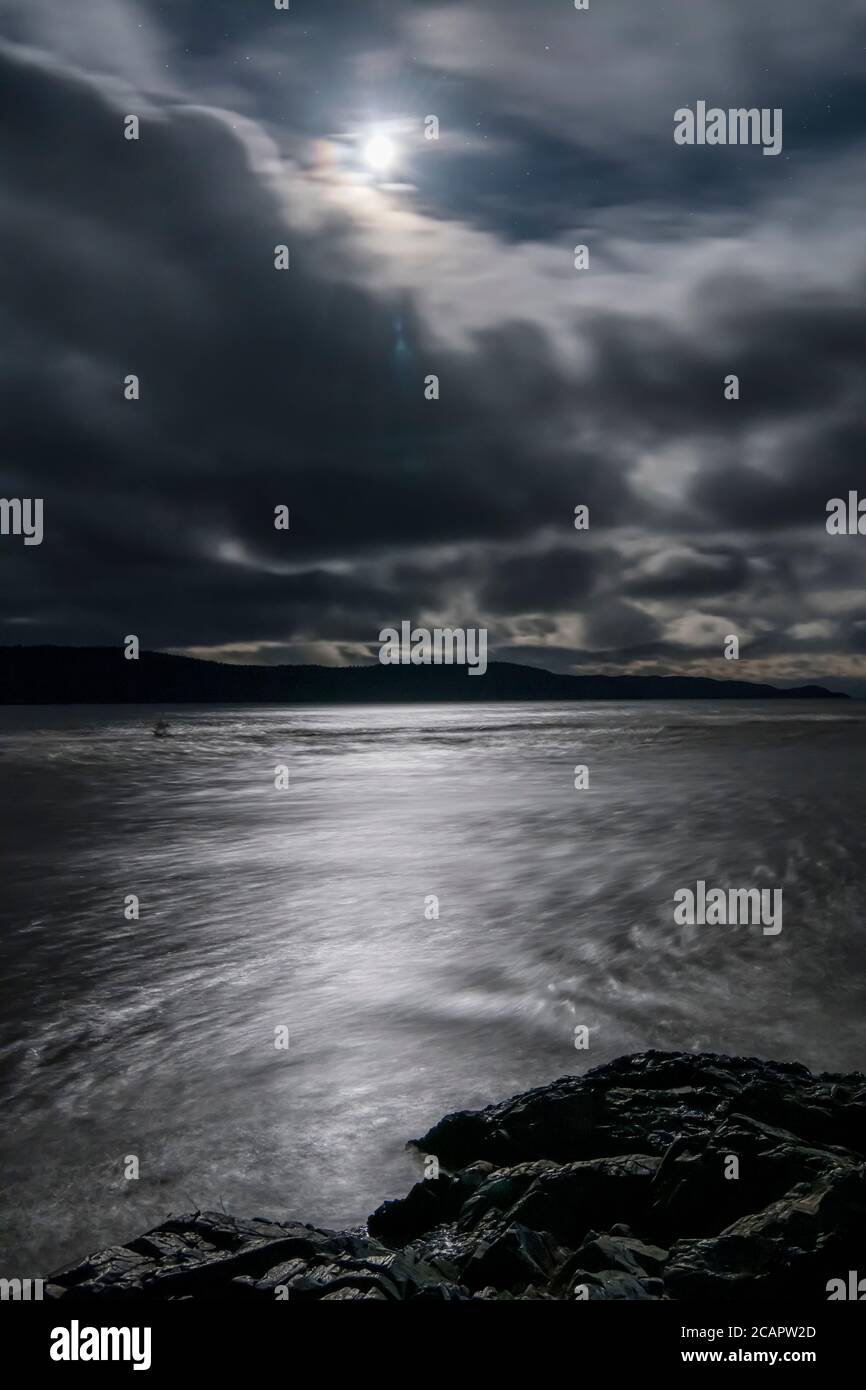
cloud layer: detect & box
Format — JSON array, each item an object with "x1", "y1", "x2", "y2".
[{"x1": 1, "y1": 0, "x2": 865, "y2": 688}]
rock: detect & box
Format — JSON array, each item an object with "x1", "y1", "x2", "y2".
[
  {"x1": 463, "y1": 1222, "x2": 567, "y2": 1293},
  {"x1": 571, "y1": 1269, "x2": 662, "y2": 1300},
  {"x1": 414, "y1": 1051, "x2": 865, "y2": 1169},
  {"x1": 47, "y1": 1245, "x2": 156, "y2": 1298},
  {"x1": 573, "y1": 1231, "x2": 668, "y2": 1279},
  {"x1": 664, "y1": 1165, "x2": 866, "y2": 1299},
  {"x1": 502, "y1": 1154, "x2": 660, "y2": 1245},
  {"x1": 368, "y1": 1163, "x2": 491, "y2": 1245},
  {"x1": 44, "y1": 1051, "x2": 866, "y2": 1301},
  {"x1": 647, "y1": 1112, "x2": 856, "y2": 1241},
  {"x1": 49, "y1": 1214, "x2": 466, "y2": 1301}
]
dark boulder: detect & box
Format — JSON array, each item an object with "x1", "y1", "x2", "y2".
[
  {"x1": 462, "y1": 1222, "x2": 567, "y2": 1293},
  {"x1": 664, "y1": 1164, "x2": 866, "y2": 1299}
]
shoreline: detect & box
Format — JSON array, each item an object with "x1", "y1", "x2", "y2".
[{"x1": 43, "y1": 1050, "x2": 866, "y2": 1301}]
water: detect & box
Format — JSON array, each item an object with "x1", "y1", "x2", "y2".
[{"x1": 0, "y1": 700, "x2": 864, "y2": 1277}]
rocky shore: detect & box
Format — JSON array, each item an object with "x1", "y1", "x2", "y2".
[{"x1": 46, "y1": 1051, "x2": 866, "y2": 1300}]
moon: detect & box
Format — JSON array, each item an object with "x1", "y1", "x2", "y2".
[{"x1": 363, "y1": 134, "x2": 396, "y2": 172}]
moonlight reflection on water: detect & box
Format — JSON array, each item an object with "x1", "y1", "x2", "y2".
[{"x1": 0, "y1": 700, "x2": 864, "y2": 1276}]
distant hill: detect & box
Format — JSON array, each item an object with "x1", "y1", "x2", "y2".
[{"x1": 0, "y1": 646, "x2": 848, "y2": 704}]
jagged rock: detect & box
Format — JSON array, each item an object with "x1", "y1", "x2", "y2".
[
  {"x1": 456, "y1": 1159, "x2": 561, "y2": 1230},
  {"x1": 45, "y1": 1052, "x2": 866, "y2": 1301},
  {"x1": 409, "y1": 1209, "x2": 503, "y2": 1275},
  {"x1": 573, "y1": 1231, "x2": 668, "y2": 1279},
  {"x1": 462, "y1": 1222, "x2": 566, "y2": 1293},
  {"x1": 368, "y1": 1162, "x2": 493, "y2": 1245},
  {"x1": 664, "y1": 1164, "x2": 866, "y2": 1299},
  {"x1": 647, "y1": 1112, "x2": 856, "y2": 1241},
  {"x1": 502, "y1": 1154, "x2": 660, "y2": 1245},
  {"x1": 571, "y1": 1269, "x2": 662, "y2": 1300},
  {"x1": 414, "y1": 1052, "x2": 866, "y2": 1169},
  {"x1": 47, "y1": 1245, "x2": 156, "y2": 1298},
  {"x1": 50, "y1": 1214, "x2": 466, "y2": 1301},
  {"x1": 321, "y1": 1286, "x2": 389, "y2": 1300},
  {"x1": 550, "y1": 1231, "x2": 667, "y2": 1298}
]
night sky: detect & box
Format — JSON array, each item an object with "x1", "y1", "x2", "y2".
[{"x1": 2, "y1": 0, "x2": 865, "y2": 690}]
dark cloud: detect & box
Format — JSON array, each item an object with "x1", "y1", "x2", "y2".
[
  {"x1": 480, "y1": 547, "x2": 604, "y2": 615},
  {"x1": 1, "y1": 2, "x2": 865, "y2": 688},
  {"x1": 583, "y1": 601, "x2": 663, "y2": 653},
  {"x1": 623, "y1": 548, "x2": 751, "y2": 600}
]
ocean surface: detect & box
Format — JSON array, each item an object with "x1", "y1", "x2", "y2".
[{"x1": 1, "y1": 700, "x2": 864, "y2": 1278}]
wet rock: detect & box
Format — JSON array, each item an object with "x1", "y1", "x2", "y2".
[
  {"x1": 463, "y1": 1222, "x2": 567, "y2": 1293},
  {"x1": 368, "y1": 1164, "x2": 491, "y2": 1246},
  {"x1": 414, "y1": 1051, "x2": 865, "y2": 1169},
  {"x1": 582, "y1": 1270, "x2": 662, "y2": 1300},
  {"x1": 647, "y1": 1112, "x2": 856, "y2": 1241},
  {"x1": 459, "y1": 1160, "x2": 559, "y2": 1220},
  {"x1": 47, "y1": 1245, "x2": 155, "y2": 1298},
  {"x1": 563, "y1": 1267, "x2": 662, "y2": 1300},
  {"x1": 664, "y1": 1164, "x2": 866, "y2": 1299},
  {"x1": 573, "y1": 1231, "x2": 668, "y2": 1279},
  {"x1": 503, "y1": 1154, "x2": 660, "y2": 1245}
]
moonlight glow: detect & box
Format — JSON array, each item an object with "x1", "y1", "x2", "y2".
[{"x1": 363, "y1": 134, "x2": 396, "y2": 172}]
